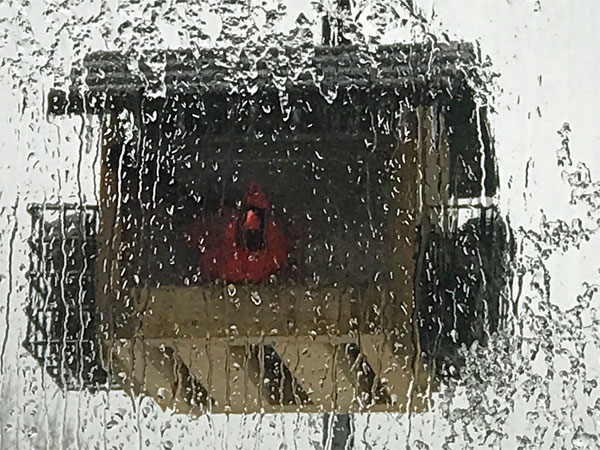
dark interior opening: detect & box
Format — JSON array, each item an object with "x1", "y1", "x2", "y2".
[{"x1": 112, "y1": 93, "x2": 401, "y2": 289}]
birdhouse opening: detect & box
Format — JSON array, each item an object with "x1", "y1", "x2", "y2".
[{"x1": 103, "y1": 92, "x2": 414, "y2": 292}]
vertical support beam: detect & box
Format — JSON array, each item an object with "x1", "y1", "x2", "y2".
[
  {"x1": 321, "y1": 0, "x2": 352, "y2": 46},
  {"x1": 323, "y1": 413, "x2": 354, "y2": 450},
  {"x1": 421, "y1": 105, "x2": 451, "y2": 228},
  {"x1": 383, "y1": 107, "x2": 433, "y2": 406},
  {"x1": 97, "y1": 113, "x2": 124, "y2": 380},
  {"x1": 388, "y1": 108, "x2": 421, "y2": 323}
]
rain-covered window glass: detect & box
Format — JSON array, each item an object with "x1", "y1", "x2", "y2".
[{"x1": 1, "y1": 1, "x2": 598, "y2": 449}]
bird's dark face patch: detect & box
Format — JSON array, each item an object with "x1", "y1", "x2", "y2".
[{"x1": 237, "y1": 207, "x2": 266, "y2": 251}]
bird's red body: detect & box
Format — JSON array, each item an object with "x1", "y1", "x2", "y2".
[
  {"x1": 201, "y1": 217, "x2": 287, "y2": 283},
  {"x1": 185, "y1": 182, "x2": 288, "y2": 283}
]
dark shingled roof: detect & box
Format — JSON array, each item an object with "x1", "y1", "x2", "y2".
[{"x1": 48, "y1": 41, "x2": 481, "y2": 115}]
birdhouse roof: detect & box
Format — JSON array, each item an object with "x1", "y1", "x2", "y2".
[{"x1": 47, "y1": 41, "x2": 483, "y2": 115}]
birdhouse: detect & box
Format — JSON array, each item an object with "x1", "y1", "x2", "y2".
[{"x1": 25, "y1": 40, "x2": 512, "y2": 417}]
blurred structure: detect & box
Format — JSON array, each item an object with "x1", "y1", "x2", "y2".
[
  {"x1": 23, "y1": 8, "x2": 512, "y2": 450},
  {"x1": 24, "y1": 203, "x2": 107, "y2": 390}
]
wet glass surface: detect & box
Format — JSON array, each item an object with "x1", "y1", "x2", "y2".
[{"x1": 0, "y1": 1, "x2": 599, "y2": 448}]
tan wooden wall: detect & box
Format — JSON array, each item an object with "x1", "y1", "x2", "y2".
[{"x1": 95, "y1": 105, "x2": 450, "y2": 415}]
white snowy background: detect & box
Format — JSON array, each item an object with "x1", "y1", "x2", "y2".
[{"x1": 0, "y1": 0, "x2": 599, "y2": 448}]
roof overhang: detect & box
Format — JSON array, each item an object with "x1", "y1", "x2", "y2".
[{"x1": 47, "y1": 42, "x2": 482, "y2": 116}]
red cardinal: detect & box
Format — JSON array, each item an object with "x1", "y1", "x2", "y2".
[{"x1": 185, "y1": 181, "x2": 288, "y2": 283}]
